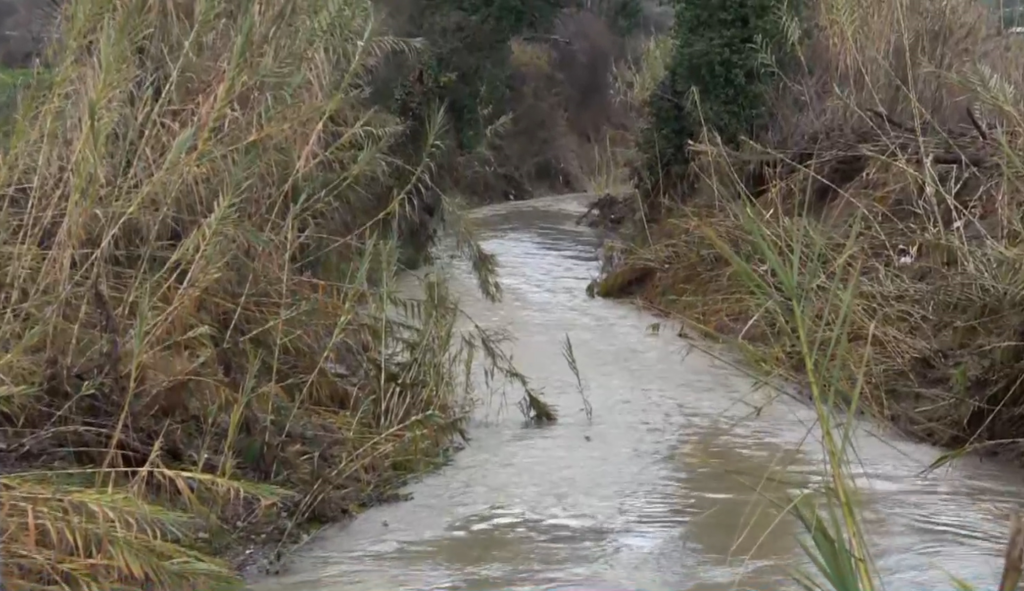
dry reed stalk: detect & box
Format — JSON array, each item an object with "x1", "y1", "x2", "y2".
[{"x1": 1000, "y1": 512, "x2": 1024, "y2": 591}]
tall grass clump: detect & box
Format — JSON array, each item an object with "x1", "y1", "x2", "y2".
[
  {"x1": 708, "y1": 150, "x2": 1024, "y2": 591},
  {"x1": 605, "y1": 0, "x2": 1024, "y2": 468},
  {"x1": 0, "y1": 0, "x2": 510, "y2": 588}
]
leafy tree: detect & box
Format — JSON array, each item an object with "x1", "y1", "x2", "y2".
[
  {"x1": 638, "y1": 0, "x2": 792, "y2": 200},
  {"x1": 396, "y1": 0, "x2": 564, "y2": 151}
]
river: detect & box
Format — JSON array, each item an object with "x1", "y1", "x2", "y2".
[{"x1": 252, "y1": 194, "x2": 1021, "y2": 591}]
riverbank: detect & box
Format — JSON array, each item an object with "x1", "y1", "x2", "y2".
[
  {"x1": 595, "y1": 0, "x2": 1024, "y2": 469},
  {"x1": 0, "y1": 0, "x2": 670, "y2": 583},
  {"x1": 245, "y1": 190, "x2": 1024, "y2": 591},
  {"x1": 0, "y1": 1, "x2": 511, "y2": 588}
]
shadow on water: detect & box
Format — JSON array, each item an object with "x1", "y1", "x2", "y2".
[{"x1": 252, "y1": 194, "x2": 1020, "y2": 591}]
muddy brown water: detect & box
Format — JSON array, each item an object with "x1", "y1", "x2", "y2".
[{"x1": 253, "y1": 194, "x2": 1021, "y2": 591}]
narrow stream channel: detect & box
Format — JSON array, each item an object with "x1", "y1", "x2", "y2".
[{"x1": 253, "y1": 194, "x2": 1021, "y2": 591}]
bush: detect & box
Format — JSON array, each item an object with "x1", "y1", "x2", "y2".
[
  {"x1": 0, "y1": 0, "x2": 511, "y2": 588},
  {"x1": 637, "y1": 0, "x2": 792, "y2": 202},
  {"x1": 377, "y1": 0, "x2": 657, "y2": 201},
  {"x1": 579, "y1": 0, "x2": 645, "y2": 37},
  {"x1": 389, "y1": 0, "x2": 564, "y2": 153}
]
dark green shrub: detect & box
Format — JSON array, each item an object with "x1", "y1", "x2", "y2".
[
  {"x1": 581, "y1": 0, "x2": 644, "y2": 36},
  {"x1": 638, "y1": 0, "x2": 793, "y2": 201}
]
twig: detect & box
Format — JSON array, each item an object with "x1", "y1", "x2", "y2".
[
  {"x1": 966, "y1": 104, "x2": 990, "y2": 141},
  {"x1": 561, "y1": 334, "x2": 592, "y2": 422},
  {"x1": 1000, "y1": 511, "x2": 1024, "y2": 591},
  {"x1": 519, "y1": 34, "x2": 572, "y2": 45},
  {"x1": 866, "y1": 107, "x2": 916, "y2": 133},
  {"x1": 931, "y1": 152, "x2": 988, "y2": 168}
]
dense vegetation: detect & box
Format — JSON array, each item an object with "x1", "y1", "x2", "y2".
[
  {"x1": 378, "y1": 0, "x2": 659, "y2": 200},
  {"x1": 16, "y1": 0, "x2": 1024, "y2": 587},
  {"x1": 0, "y1": 0, "x2": 669, "y2": 588},
  {"x1": 0, "y1": 0, "x2": 527, "y2": 588},
  {"x1": 589, "y1": 1, "x2": 1024, "y2": 589},
  {"x1": 394, "y1": 0, "x2": 564, "y2": 151},
  {"x1": 606, "y1": 0, "x2": 1024, "y2": 476},
  {"x1": 636, "y1": 0, "x2": 793, "y2": 200}
]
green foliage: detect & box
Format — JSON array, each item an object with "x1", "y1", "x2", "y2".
[
  {"x1": 638, "y1": 0, "x2": 792, "y2": 199},
  {"x1": 395, "y1": 0, "x2": 564, "y2": 151},
  {"x1": 1003, "y1": 6, "x2": 1024, "y2": 30},
  {"x1": 386, "y1": 0, "x2": 647, "y2": 191},
  {"x1": 0, "y1": 67, "x2": 43, "y2": 128},
  {"x1": 607, "y1": 0, "x2": 643, "y2": 36},
  {"x1": 578, "y1": 0, "x2": 644, "y2": 36}
]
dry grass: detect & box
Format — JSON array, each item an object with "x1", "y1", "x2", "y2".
[
  {"x1": 608, "y1": 0, "x2": 1024, "y2": 468},
  {"x1": 603, "y1": 0, "x2": 1024, "y2": 583},
  {"x1": 580, "y1": 32, "x2": 671, "y2": 196},
  {"x1": 581, "y1": 1, "x2": 1024, "y2": 586},
  {"x1": 610, "y1": 33, "x2": 672, "y2": 115},
  {"x1": 0, "y1": 0, "x2": 524, "y2": 588}
]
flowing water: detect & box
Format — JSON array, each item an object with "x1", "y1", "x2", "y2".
[{"x1": 254, "y1": 194, "x2": 1022, "y2": 591}]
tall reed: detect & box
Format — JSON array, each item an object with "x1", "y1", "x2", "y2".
[{"x1": 0, "y1": 0, "x2": 517, "y2": 588}]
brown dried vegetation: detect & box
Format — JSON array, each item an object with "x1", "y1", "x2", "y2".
[
  {"x1": 0, "y1": 0, "x2": 526, "y2": 589},
  {"x1": 606, "y1": 0, "x2": 1024, "y2": 465}
]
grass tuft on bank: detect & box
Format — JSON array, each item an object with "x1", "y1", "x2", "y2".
[{"x1": 0, "y1": 0, "x2": 522, "y2": 588}]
